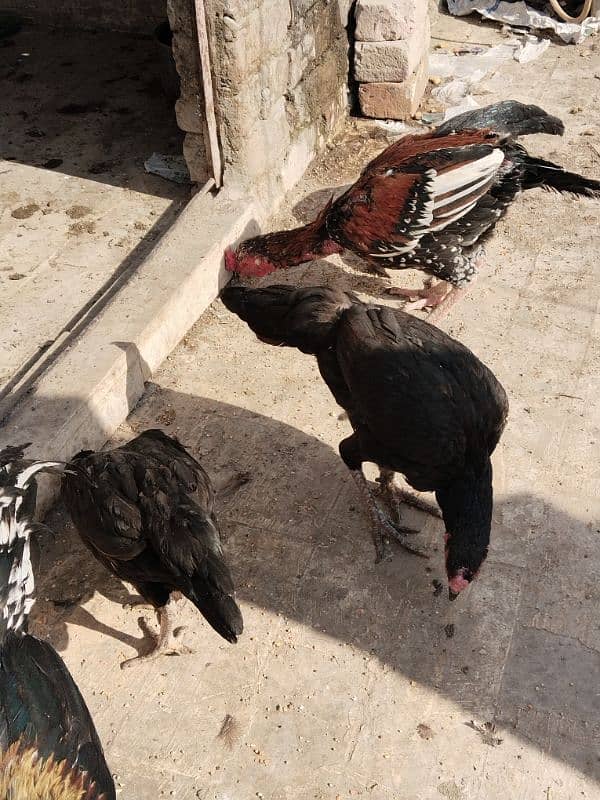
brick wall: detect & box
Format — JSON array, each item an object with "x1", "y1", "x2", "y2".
[{"x1": 354, "y1": 0, "x2": 430, "y2": 120}]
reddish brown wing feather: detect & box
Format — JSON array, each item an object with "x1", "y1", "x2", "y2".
[
  {"x1": 328, "y1": 130, "x2": 506, "y2": 257},
  {"x1": 330, "y1": 171, "x2": 424, "y2": 255},
  {"x1": 364, "y1": 129, "x2": 502, "y2": 174}
]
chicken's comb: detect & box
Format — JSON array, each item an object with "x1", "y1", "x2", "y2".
[{"x1": 224, "y1": 247, "x2": 238, "y2": 272}]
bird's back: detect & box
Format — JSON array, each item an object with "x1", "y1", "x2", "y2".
[
  {"x1": 123, "y1": 428, "x2": 214, "y2": 513},
  {"x1": 334, "y1": 304, "x2": 508, "y2": 489}
]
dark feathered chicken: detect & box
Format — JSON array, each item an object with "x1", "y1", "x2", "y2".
[
  {"x1": 225, "y1": 101, "x2": 599, "y2": 315},
  {"x1": 0, "y1": 445, "x2": 115, "y2": 800},
  {"x1": 221, "y1": 285, "x2": 508, "y2": 600},
  {"x1": 61, "y1": 429, "x2": 243, "y2": 668}
]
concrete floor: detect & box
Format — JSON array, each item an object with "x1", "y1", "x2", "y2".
[
  {"x1": 0, "y1": 26, "x2": 187, "y2": 396},
  {"x1": 37, "y1": 11, "x2": 600, "y2": 800}
]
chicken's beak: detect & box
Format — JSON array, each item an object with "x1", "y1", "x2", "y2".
[{"x1": 448, "y1": 588, "x2": 459, "y2": 602}]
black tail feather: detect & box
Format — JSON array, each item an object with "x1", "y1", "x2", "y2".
[
  {"x1": 191, "y1": 591, "x2": 243, "y2": 643},
  {"x1": 522, "y1": 155, "x2": 600, "y2": 198},
  {"x1": 436, "y1": 100, "x2": 564, "y2": 138},
  {"x1": 187, "y1": 547, "x2": 243, "y2": 643}
]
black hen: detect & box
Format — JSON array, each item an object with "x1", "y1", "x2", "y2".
[
  {"x1": 225, "y1": 100, "x2": 599, "y2": 317},
  {"x1": 61, "y1": 429, "x2": 243, "y2": 667},
  {"x1": 221, "y1": 285, "x2": 508, "y2": 600},
  {"x1": 0, "y1": 445, "x2": 115, "y2": 800}
]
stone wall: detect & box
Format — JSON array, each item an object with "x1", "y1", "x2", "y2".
[
  {"x1": 202, "y1": 0, "x2": 350, "y2": 202},
  {"x1": 354, "y1": 0, "x2": 430, "y2": 120},
  {"x1": 167, "y1": 0, "x2": 210, "y2": 184},
  {"x1": 4, "y1": 0, "x2": 165, "y2": 33}
]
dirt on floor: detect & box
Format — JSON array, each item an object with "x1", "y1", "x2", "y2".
[
  {"x1": 36, "y1": 9, "x2": 600, "y2": 800},
  {"x1": 0, "y1": 25, "x2": 188, "y2": 394}
]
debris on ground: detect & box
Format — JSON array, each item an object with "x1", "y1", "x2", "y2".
[
  {"x1": 144, "y1": 152, "x2": 191, "y2": 184},
  {"x1": 466, "y1": 720, "x2": 504, "y2": 747},
  {"x1": 429, "y1": 37, "x2": 549, "y2": 107},
  {"x1": 372, "y1": 120, "x2": 416, "y2": 137},
  {"x1": 68, "y1": 220, "x2": 96, "y2": 236},
  {"x1": 447, "y1": 0, "x2": 600, "y2": 44},
  {"x1": 417, "y1": 723, "x2": 435, "y2": 740},
  {"x1": 65, "y1": 204, "x2": 92, "y2": 220},
  {"x1": 57, "y1": 101, "x2": 105, "y2": 115},
  {"x1": 444, "y1": 623, "x2": 456, "y2": 639},
  {"x1": 217, "y1": 714, "x2": 240, "y2": 749},
  {"x1": 11, "y1": 203, "x2": 39, "y2": 219}
]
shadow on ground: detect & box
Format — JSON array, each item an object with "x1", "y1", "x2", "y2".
[
  {"x1": 33, "y1": 386, "x2": 600, "y2": 784},
  {"x1": 1, "y1": 25, "x2": 184, "y2": 198}
]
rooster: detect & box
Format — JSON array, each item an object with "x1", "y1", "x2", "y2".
[
  {"x1": 225, "y1": 101, "x2": 600, "y2": 315},
  {"x1": 61, "y1": 429, "x2": 243, "y2": 668},
  {"x1": 221, "y1": 285, "x2": 508, "y2": 600},
  {"x1": 0, "y1": 444, "x2": 115, "y2": 800}
]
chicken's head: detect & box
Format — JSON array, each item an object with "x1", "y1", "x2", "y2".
[
  {"x1": 444, "y1": 526, "x2": 488, "y2": 601},
  {"x1": 446, "y1": 562, "x2": 477, "y2": 601},
  {"x1": 224, "y1": 241, "x2": 280, "y2": 278},
  {"x1": 224, "y1": 214, "x2": 342, "y2": 278}
]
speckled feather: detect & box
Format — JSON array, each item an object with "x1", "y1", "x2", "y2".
[
  {"x1": 0, "y1": 446, "x2": 115, "y2": 800},
  {"x1": 227, "y1": 101, "x2": 599, "y2": 282}
]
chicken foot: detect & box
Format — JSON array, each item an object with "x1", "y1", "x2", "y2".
[
  {"x1": 385, "y1": 277, "x2": 450, "y2": 310},
  {"x1": 121, "y1": 598, "x2": 191, "y2": 669},
  {"x1": 350, "y1": 469, "x2": 429, "y2": 562},
  {"x1": 426, "y1": 287, "x2": 468, "y2": 324},
  {"x1": 377, "y1": 469, "x2": 442, "y2": 520}
]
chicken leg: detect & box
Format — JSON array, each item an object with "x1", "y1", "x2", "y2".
[
  {"x1": 386, "y1": 277, "x2": 450, "y2": 310},
  {"x1": 121, "y1": 597, "x2": 190, "y2": 669},
  {"x1": 427, "y1": 249, "x2": 488, "y2": 322},
  {"x1": 350, "y1": 469, "x2": 429, "y2": 562},
  {"x1": 377, "y1": 468, "x2": 442, "y2": 520}
]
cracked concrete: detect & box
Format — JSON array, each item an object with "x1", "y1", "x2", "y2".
[{"x1": 31, "y1": 9, "x2": 600, "y2": 800}]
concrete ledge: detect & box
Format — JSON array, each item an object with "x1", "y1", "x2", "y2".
[{"x1": 0, "y1": 187, "x2": 263, "y2": 517}]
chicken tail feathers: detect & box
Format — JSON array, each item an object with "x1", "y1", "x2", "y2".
[
  {"x1": 177, "y1": 523, "x2": 244, "y2": 643},
  {"x1": 190, "y1": 589, "x2": 243, "y2": 644},
  {"x1": 436, "y1": 101, "x2": 564, "y2": 138},
  {"x1": 521, "y1": 155, "x2": 600, "y2": 198}
]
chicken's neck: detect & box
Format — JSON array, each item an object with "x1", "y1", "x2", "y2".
[
  {"x1": 435, "y1": 460, "x2": 493, "y2": 574},
  {"x1": 266, "y1": 220, "x2": 343, "y2": 267}
]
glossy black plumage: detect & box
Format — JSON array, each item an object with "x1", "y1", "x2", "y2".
[
  {"x1": 0, "y1": 445, "x2": 115, "y2": 800},
  {"x1": 222, "y1": 284, "x2": 508, "y2": 594},
  {"x1": 61, "y1": 429, "x2": 243, "y2": 645},
  {"x1": 0, "y1": 633, "x2": 116, "y2": 799},
  {"x1": 433, "y1": 100, "x2": 564, "y2": 138}
]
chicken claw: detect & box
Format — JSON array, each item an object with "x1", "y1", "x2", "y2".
[
  {"x1": 386, "y1": 278, "x2": 450, "y2": 310},
  {"x1": 350, "y1": 469, "x2": 429, "y2": 562},
  {"x1": 377, "y1": 468, "x2": 442, "y2": 519},
  {"x1": 121, "y1": 602, "x2": 192, "y2": 669}
]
